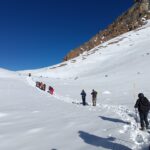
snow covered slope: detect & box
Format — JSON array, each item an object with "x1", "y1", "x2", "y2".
[
  {"x1": 0, "y1": 68, "x2": 18, "y2": 78},
  {"x1": 1, "y1": 21, "x2": 150, "y2": 150},
  {"x1": 0, "y1": 77, "x2": 137, "y2": 150},
  {"x1": 21, "y1": 21, "x2": 150, "y2": 81}
]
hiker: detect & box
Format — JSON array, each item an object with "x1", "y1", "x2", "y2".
[
  {"x1": 134, "y1": 93, "x2": 150, "y2": 130},
  {"x1": 91, "y1": 89, "x2": 98, "y2": 106},
  {"x1": 36, "y1": 82, "x2": 42, "y2": 88},
  {"x1": 81, "y1": 90, "x2": 86, "y2": 106},
  {"x1": 36, "y1": 81, "x2": 40, "y2": 88},
  {"x1": 28, "y1": 73, "x2": 31, "y2": 77},
  {"x1": 48, "y1": 86, "x2": 54, "y2": 95},
  {"x1": 42, "y1": 84, "x2": 46, "y2": 91},
  {"x1": 39, "y1": 82, "x2": 44, "y2": 90}
]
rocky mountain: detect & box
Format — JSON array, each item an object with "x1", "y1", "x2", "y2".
[{"x1": 63, "y1": 0, "x2": 150, "y2": 61}]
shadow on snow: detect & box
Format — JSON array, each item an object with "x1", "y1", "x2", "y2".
[
  {"x1": 78, "y1": 131, "x2": 131, "y2": 150},
  {"x1": 99, "y1": 116, "x2": 130, "y2": 125}
]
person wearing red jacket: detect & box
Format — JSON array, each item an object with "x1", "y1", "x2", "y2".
[{"x1": 49, "y1": 86, "x2": 54, "y2": 95}]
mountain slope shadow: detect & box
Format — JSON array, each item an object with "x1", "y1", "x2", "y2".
[
  {"x1": 99, "y1": 116, "x2": 130, "y2": 125},
  {"x1": 78, "y1": 131, "x2": 131, "y2": 150}
]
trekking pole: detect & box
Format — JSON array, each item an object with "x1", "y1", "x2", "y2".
[
  {"x1": 135, "y1": 108, "x2": 138, "y2": 129},
  {"x1": 133, "y1": 82, "x2": 138, "y2": 129}
]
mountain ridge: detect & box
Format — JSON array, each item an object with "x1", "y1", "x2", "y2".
[{"x1": 63, "y1": 0, "x2": 150, "y2": 61}]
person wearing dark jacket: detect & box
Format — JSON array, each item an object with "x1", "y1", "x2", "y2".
[
  {"x1": 134, "y1": 93, "x2": 150, "y2": 130},
  {"x1": 81, "y1": 90, "x2": 86, "y2": 106},
  {"x1": 91, "y1": 89, "x2": 98, "y2": 106}
]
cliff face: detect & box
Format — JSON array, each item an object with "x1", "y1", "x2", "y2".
[{"x1": 63, "y1": 0, "x2": 150, "y2": 61}]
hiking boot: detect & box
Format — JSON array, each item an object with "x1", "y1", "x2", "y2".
[
  {"x1": 146, "y1": 126, "x2": 150, "y2": 129},
  {"x1": 139, "y1": 127, "x2": 145, "y2": 131}
]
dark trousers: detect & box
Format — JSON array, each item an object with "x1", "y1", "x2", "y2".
[
  {"x1": 82, "y1": 97, "x2": 86, "y2": 106},
  {"x1": 139, "y1": 111, "x2": 149, "y2": 128},
  {"x1": 92, "y1": 98, "x2": 96, "y2": 106}
]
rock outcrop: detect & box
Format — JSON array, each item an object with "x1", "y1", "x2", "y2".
[{"x1": 63, "y1": 0, "x2": 150, "y2": 61}]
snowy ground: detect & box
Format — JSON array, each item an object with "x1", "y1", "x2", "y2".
[{"x1": 1, "y1": 21, "x2": 150, "y2": 150}]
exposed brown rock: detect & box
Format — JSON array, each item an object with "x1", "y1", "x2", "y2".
[{"x1": 63, "y1": 0, "x2": 150, "y2": 61}]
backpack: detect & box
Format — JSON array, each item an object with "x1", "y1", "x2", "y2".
[{"x1": 139, "y1": 97, "x2": 150, "y2": 112}]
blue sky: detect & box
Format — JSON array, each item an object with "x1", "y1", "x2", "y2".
[{"x1": 0, "y1": 0, "x2": 133, "y2": 71}]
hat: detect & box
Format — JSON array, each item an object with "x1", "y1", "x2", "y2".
[{"x1": 138, "y1": 93, "x2": 144, "y2": 98}]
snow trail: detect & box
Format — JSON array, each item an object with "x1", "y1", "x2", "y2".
[{"x1": 26, "y1": 76, "x2": 150, "y2": 149}]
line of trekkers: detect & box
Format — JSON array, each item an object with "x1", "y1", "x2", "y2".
[
  {"x1": 35, "y1": 80, "x2": 150, "y2": 131},
  {"x1": 36, "y1": 81, "x2": 54, "y2": 95}
]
